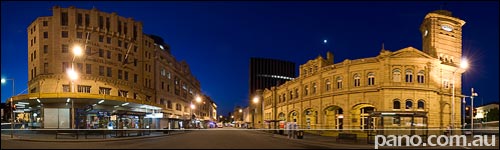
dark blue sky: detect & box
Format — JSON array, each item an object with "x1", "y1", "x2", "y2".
[{"x1": 1, "y1": 1, "x2": 499, "y2": 116}]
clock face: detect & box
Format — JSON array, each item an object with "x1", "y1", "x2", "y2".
[{"x1": 441, "y1": 25, "x2": 453, "y2": 32}]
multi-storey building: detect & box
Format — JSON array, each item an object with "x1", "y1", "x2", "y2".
[
  {"x1": 261, "y1": 10, "x2": 467, "y2": 133},
  {"x1": 12, "y1": 6, "x2": 209, "y2": 130}
]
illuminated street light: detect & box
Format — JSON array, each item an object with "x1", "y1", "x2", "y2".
[
  {"x1": 72, "y1": 45, "x2": 83, "y2": 57},
  {"x1": 191, "y1": 104, "x2": 195, "y2": 109},
  {"x1": 239, "y1": 109, "x2": 242, "y2": 113},
  {"x1": 67, "y1": 69, "x2": 79, "y2": 81},
  {"x1": 451, "y1": 58, "x2": 468, "y2": 134},
  {"x1": 196, "y1": 96, "x2": 202, "y2": 103}
]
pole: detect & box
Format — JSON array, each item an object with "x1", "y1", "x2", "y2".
[
  {"x1": 11, "y1": 79, "x2": 15, "y2": 138},
  {"x1": 261, "y1": 99, "x2": 264, "y2": 129},
  {"x1": 462, "y1": 97, "x2": 465, "y2": 128},
  {"x1": 470, "y1": 88, "x2": 474, "y2": 137},
  {"x1": 451, "y1": 72, "x2": 455, "y2": 135}
]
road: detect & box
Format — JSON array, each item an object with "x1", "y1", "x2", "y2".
[{"x1": 1, "y1": 127, "x2": 498, "y2": 149}]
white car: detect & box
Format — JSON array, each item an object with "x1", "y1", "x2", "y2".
[{"x1": 217, "y1": 123, "x2": 223, "y2": 128}]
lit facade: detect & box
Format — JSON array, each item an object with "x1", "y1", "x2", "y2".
[
  {"x1": 13, "y1": 6, "x2": 209, "y2": 130},
  {"x1": 261, "y1": 10, "x2": 466, "y2": 131}
]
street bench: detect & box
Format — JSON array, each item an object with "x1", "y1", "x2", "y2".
[
  {"x1": 336, "y1": 133, "x2": 357, "y2": 143},
  {"x1": 56, "y1": 131, "x2": 78, "y2": 139}
]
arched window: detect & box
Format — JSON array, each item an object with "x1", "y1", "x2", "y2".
[
  {"x1": 325, "y1": 79, "x2": 331, "y2": 91},
  {"x1": 336, "y1": 76, "x2": 343, "y2": 89},
  {"x1": 282, "y1": 93, "x2": 286, "y2": 102},
  {"x1": 289, "y1": 91, "x2": 293, "y2": 100},
  {"x1": 417, "y1": 70, "x2": 425, "y2": 83},
  {"x1": 312, "y1": 82, "x2": 317, "y2": 94},
  {"x1": 304, "y1": 85, "x2": 309, "y2": 96},
  {"x1": 167, "y1": 100, "x2": 172, "y2": 109},
  {"x1": 418, "y1": 100, "x2": 425, "y2": 109},
  {"x1": 367, "y1": 72, "x2": 375, "y2": 86},
  {"x1": 405, "y1": 69, "x2": 413, "y2": 83},
  {"x1": 278, "y1": 95, "x2": 282, "y2": 103},
  {"x1": 393, "y1": 100, "x2": 401, "y2": 109},
  {"x1": 393, "y1": 69, "x2": 401, "y2": 82},
  {"x1": 406, "y1": 100, "x2": 413, "y2": 109},
  {"x1": 354, "y1": 74, "x2": 360, "y2": 87}
]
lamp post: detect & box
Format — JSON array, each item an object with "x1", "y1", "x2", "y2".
[
  {"x1": 470, "y1": 88, "x2": 478, "y2": 136},
  {"x1": 190, "y1": 102, "x2": 195, "y2": 129},
  {"x1": 195, "y1": 96, "x2": 202, "y2": 128},
  {"x1": 1, "y1": 78, "x2": 15, "y2": 138},
  {"x1": 252, "y1": 96, "x2": 263, "y2": 129},
  {"x1": 68, "y1": 45, "x2": 82, "y2": 129},
  {"x1": 451, "y1": 58, "x2": 468, "y2": 134}
]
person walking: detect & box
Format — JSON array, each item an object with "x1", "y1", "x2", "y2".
[
  {"x1": 292, "y1": 122, "x2": 298, "y2": 139},
  {"x1": 286, "y1": 122, "x2": 292, "y2": 139}
]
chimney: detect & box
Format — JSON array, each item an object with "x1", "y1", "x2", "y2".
[{"x1": 326, "y1": 51, "x2": 334, "y2": 64}]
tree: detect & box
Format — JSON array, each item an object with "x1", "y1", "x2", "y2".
[{"x1": 486, "y1": 108, "x2": 499, "y2": 122}]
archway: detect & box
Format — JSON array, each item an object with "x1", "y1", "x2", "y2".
[
  {"x1": 288, "y1": 111, "x2": 298, "y2": 123},
  {"x1": 303, "y1": 108, "x2": 318, "y2": 129},
  {"x1": 324, "y1": 105, "x2": 343, "y2": 129},
  {"x1": 352, "y1": 103, "x2": 376, "y2": 130},
  {"x1": 278, "y1": 112, "x2": 286, "y2": 121}
]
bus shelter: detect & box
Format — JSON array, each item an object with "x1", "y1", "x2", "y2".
[{"x1": 367, "y1": 111, "x2": 428, "y2": 144}]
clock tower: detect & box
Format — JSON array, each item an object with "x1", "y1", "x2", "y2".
[{"x1": 420, "y1": 10, "x2": 466, "y2": 65}]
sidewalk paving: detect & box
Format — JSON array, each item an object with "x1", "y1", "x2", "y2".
[{"x1": 1, "y1": 130, "x2": 190, "y2": 142}]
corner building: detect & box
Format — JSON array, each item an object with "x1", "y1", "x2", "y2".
[
  {"x1": 262, "y1": 10, "x2": 466, "y2": 133},
  {"x1": 14, "y1": 6, "x2": 207, "y2": 130}
]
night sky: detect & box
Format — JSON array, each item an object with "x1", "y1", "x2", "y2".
[{"x1": 1, "y1": 1, "x2": 498, "y2": 116}]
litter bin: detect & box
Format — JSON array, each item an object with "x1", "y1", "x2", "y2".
[{"x1": 297, "y1": 130, "x2": 304, "y2": 139}]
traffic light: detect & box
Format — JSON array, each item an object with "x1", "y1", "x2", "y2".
[{"x1": 473, "y1": 108, "x2": 477, "y2": 117}]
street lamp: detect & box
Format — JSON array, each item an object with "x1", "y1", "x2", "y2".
[
  {"x1": 252, "y1": 96, "x2": 263, "y2": 129},
  {"x1": 1, "y1": 78, "x2": 15, "y2": 138},
  {"x1": 451, "y1": 58, "x2": 468, "y2": 134},
  {"x1": 470, "y1": 88, "x2": 478, "y2": 136},
  {"x1": 68, "y1": 45, "x2": 82, "y2": 129}
]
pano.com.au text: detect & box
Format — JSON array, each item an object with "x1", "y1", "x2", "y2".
[{"x1": 374, "y1": 134, "x2": 496, "y2": 149}]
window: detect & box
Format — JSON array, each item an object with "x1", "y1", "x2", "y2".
[
  {"x1": 405, "y1": 69, "x2": 413, "y2": 83},
  {"x1": 62, "y1": 62, "x2": 68, "y2": 73},
  {"x1": 289, "y1": 91, "x2": 293, "y2": 100},
  {"x1": 124, "y1": 71, "x2": 128, "y2": 81},
  {"x1": 44, "y1": 45, "x2": 48, "y2": 53},
  {"x1": 176, "y1": 104, "x2": 182, "y2": 111},
  {"x1": 43, "y1": 63, "x2": 49, "y2": 74},
  {"x1": 393, "y1": 100, "x2": 400, "y2": 109},
  {"x1": 34, "y1": 50, "x2": 36, "y2": 59},
  {"x1": 118, "y1": 53, "x2": 122, "y2": 62},
  {"x1": 105, "y1": 17, "x2": 110, "y2": 31},
  {"x1": 125, "y1": 42, "x2": 128, "y2": 49},
  {"x1": 61, "y1": 31, "x2": 68, "y2": 38},
  {"x1": 417, "y1": 70, "x2": 425, "y2": 83},
  {"x1": 418, "y1": 100, "x2": 425, "y2": 109},
  {"x1": 134, "y1": 46, "x2": 138, "y2": 52},
  {"x1": 99, "y1": 87, "x2": 111, "y2": 95},
  {"x1": 107, "y1": 67, "x2": 112, "y2": 77},
  {"x1": 43, "y1": 21, "x2": 48, "y2": 26},
  {"x1": 161, "y1": 69, "x2": 166, "y2": 76},
  {"x1": 118, "y1": 20, "x2": 122, "y2": 33},
  {"x1": 85, "y1": 14, "x2": 90, "y2": 26},
  {"x1": 278, "y1": 95, "x2": 282, "y2": 102},
  {"x1": 77, "y1": 32, "x2": 82, "y2": 39},
  {"x1": 106, "y1": 37, "x2": 111, "y2": 44},
  {"x1": 85, "y1": 47, "x2": 91, "y2": 55},
  {"x1": 134, "y1": 93, "x2": 138, "y2": 99},
  {"x1": 85, "y1": 64, "x2": 91, "y2": 74},
  {"x1": 77, "y1": 85, "x2": 91, "y2": 93},
  {"x1": 98, "y1": 16, "x2": 103, "y2": 29},
  {"x1": 99, "y1": 49, "x2": 104, "y2": 57},
  {"x1": 312, "y1": 82, "x2": 317, "y2": 94},
  {"x1": 104, "y1": 50, "x2": 110, "y2": 59},
  {"x1": 325, "y1": 79, "x2": 331, "y2": 91},
  {"x1": 167, "y1": 101, "x2": 172, "y2": 109},
  {"x1": 99, "y1": 35, "x2": 104, "y2": 42},
  {"x1": 44, "y1": 32, "x2": 48, "y2": 38},
  {"x1": 98, "y1": 66, "x2": 104, "y2": 76},
  {"x1": 61, "y1": 12, "x2": 68, "y2": 26},
  {"x1": 62, "y1": 85, "x2": 70, "y2": 92},
  {"x1": 77, "y1": 13, "x2": 82, "y2": 26},
  {"x1": 406, "y1": 100, "x2": 413, "y2": 109},
  {"x1": 393, "y1": 117, "x2": 401, "y2": 125},
  {"x1": 118, "y1": 70, "x2": 123, "y2": 79},
  {"x1": 124, "y1": 22, "x2": 128, "y2": 34},
  {"x1": 134, "y1": 59, "x2": 138, "y2": 67},
  {"x1": 161, "y1": 82, "x2": 165, "y2": 89},
  {"x1": 304, "y1": 85, "x2": 309, "y2": 96},
  {"x1": 118, "y1": 40, "x2": 122, "y2": 47},
  {"x1": 354, "y1": 74, "x2": 360, "y2": 87},
  {"x1": 367, "y1": 72, "x2": 375, "y2": 86},
  {"x1": 118, "y1": 90, "x2": 128, "y2": 98},
  {"x1": 34, "y1": 37, "x2": 36, "y2": 44},
  {"x1": 295, "y1": 89, "x2": 299, "y2": 98},
  {"x1": 134, "y1": 74, "x2": 138, "y2": 83},
  {"x1": 62, "y1": 44, "x2": 68, "y2": 53},
  {"x1": 282, "y1": 93, "x2": 286, "y2": 102},
  {"x1": 393, "y1": 69, "x2": 401, "y2": 82},
  {"x1": 336, "y1": 76, "x2": 343, "y2": 89},
  {"x1": 77, "y1": 63, "x2": 83, "y2": 73}
]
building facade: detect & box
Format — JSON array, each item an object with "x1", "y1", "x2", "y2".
[
  {"x1": 12, "y1": 6, "x2": 212, "y2": 130},
  {"x1": 261, "y1": 10, "x2": 466, "y2": 132}
]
